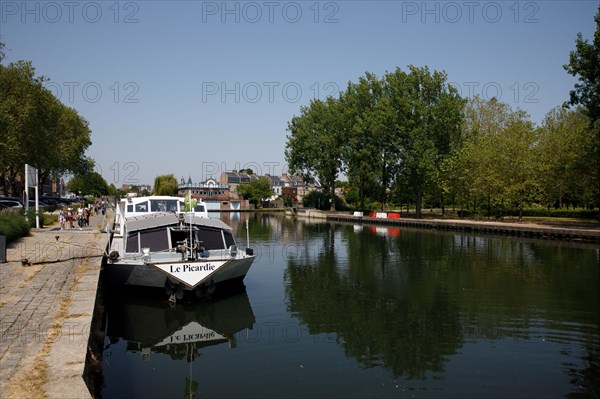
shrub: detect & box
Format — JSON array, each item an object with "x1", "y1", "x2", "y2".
[{"x1": 0, "y1": 209, "x2": 30, "y2": 243}]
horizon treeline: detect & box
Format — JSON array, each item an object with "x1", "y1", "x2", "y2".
[{"x1": 285, "y1": 66, "x2": 598, "y2": 217}]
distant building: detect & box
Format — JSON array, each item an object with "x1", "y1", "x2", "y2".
[
  {"x1": 137, "y1": 184, "x2": 152, "y2": 193},
  {"x1": 178, "y1": 176, "x2": 246, "y2": 210},
  {"x1": 265, "y1": 174, "x2": 283, "y2": 201},
  {"x1": 173, "y1": 171, "x2": 322, "y2": 209},
  {"x1": 280, "y1": 173, "x2": 321, "y2": 204},
  {"x1": 281, "y1": 186, "x2": 298, "y2": 203},
  {"x1": 219, "y1": 170, "x2": 259, "y2": 197},
  {"x1": 2, "y1": 174, "x2": 65, "y2": 197}
]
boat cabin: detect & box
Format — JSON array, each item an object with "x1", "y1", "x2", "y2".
[
  {"x1": 113, "y1": 196, "x2": 210, "y2": 238},
  {"x1": 123, "y1": 213, "x2": 236, "y2": 254},
  {"x1": 121, "y1": 196, "x2": 208, "y2": 217}
]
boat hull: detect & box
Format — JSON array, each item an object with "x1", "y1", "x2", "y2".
[{"x1": 103, "y1": 256, "x2": 254, "y2": 292}]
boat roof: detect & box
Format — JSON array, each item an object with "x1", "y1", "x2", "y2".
[
  {"x1": 121, "y1": 195, "x2": 202, "y2": 203},
  {"x1": 126, "y1": 212, "x2": 232, "y2": 232}
]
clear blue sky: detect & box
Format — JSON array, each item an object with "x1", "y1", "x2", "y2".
[{"x1": 1, "y1": 0, "x2": 598, "y2": 186}]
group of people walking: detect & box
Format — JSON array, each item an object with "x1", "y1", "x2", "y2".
[{"x1": 58, "y1": 205, "x2": 90, "y2": 230}]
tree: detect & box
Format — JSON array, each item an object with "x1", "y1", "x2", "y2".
[
  {"x1": 237, "y1": 177, "x2": 274, "y2": 208},
  {"x1": 0, "y1": 53, "x2": 91, "y2": 195},
  {"x1": 564, "y1": 4, "x2": 600, "y2": 124},
  {"x1": 344, "y1": 73, "x2": 400, "y2": 211},
  {"x1": 285, "y1": 97, "x2": 345, "y2": 210},
  {"x1": 493, "y1": 116, "x2": 538, "y2": 218},
  {"x1": 339, "y1": 77, "x2": 380, "y2": 210},
  {"x1": 461, "y1": 97, "x2": 538, "y2": 218},
  {"x1": 537, "y1": 107, "x2": 594, "y2": 208},
  {"x1": 388, "y1": 66, "x2": 465, "y2": 217},
  {"x1": 564, "y1": 4, "x2": 600, "y2": 207},
  {"x1": 66, "y1": 172, "x2": 109, "y2": 197},
  {"x1": 153, "y1": 174, "x2": 178, "y2": 196}
]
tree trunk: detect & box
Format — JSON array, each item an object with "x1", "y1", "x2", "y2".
[
  {"x1": 518, "y1": 198, "x2": 524, "y2": 220},
  {"x1": 330, "y1": 185, "x2": 336, "y2": 211},
  {"x1": 415, "y1": 187, "x2": 423, "y2": 218},
  {"x1": 359, "y1": 180, "x2": 365, "y2": 210},
  {"x1": 441, "y1": 192, "x2": 445, "y2": 216}
]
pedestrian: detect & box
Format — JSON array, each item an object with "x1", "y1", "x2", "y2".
[
  {"x1": 67, "y1": 208, "x2": 74, "y2": 229},
  {"x1": 59, "y1": 208, "x2": 66, "y2": 230},
  {"x1": 77, "y1": 206, "x2": 84, "y2": 230}
]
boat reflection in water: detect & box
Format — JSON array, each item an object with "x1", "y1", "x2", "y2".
[{"x1": 101, "y1": 290, "x2": 255, "y2": 398}]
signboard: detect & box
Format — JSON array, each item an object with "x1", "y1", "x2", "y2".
[
  {"x1": 25, "y1": 164, "x2": 38, "y2": 188},
  {"x1": 154, "y1": 321, "x2": 226, "y2": 346},
  {"x1": 151, "y1": 260, "x2": 227, "y2": 288}
]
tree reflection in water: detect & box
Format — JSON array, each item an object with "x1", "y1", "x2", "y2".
[{"x1": 283, "y1": 221, "x2": 600, "y2": 395}]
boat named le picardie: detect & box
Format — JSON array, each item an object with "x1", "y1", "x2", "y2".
[{"x1": 104, "y1": 195, "x2": 255, "y2": 301}]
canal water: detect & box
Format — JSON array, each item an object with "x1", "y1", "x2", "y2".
[{"x1": 98, "y1": 213, "x2": 600, "y2": 399}]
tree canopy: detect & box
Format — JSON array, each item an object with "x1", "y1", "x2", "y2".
[
  {"x1": 286, "y1": 64, "x2": 599, "y2": 216},
  {"x1": 153, "y1": 174, "x2": 179, "y2": 196},
  {"x1": 285, "y1": 66, "x2": 465, "y2": 216},
  {"x1": 0, "y1": 45, "x2": 92, "y2": 195},
  {"x1": 564, "y1": 4, "x2": 600, "y2": 125},
  {"x1": 66, "y1": 172, "x2": 109, "y2": 197},
  {"x1": 563, "y1": 4, "x2": 600, "y2": 206},
  {"x1": 237, "y1": 177, "x2": 274, "y2": 208}
]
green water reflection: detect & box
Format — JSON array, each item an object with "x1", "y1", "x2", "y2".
[
  {"x1": 101, "y1": 214, "x2": 600, "y2": 398},
  {"x1": 281, "y1": 220, "x2": 599, "y2": 395}
]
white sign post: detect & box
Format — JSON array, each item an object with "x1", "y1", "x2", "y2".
[{"x1": 24, "y1": 164, "x2": 39, "y2": 228}]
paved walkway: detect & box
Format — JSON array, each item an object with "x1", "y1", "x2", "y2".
[{"x1": 0, "y1": 213, "x2": 111, "y2": 399}]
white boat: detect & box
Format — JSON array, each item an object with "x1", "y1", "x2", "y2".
[{"x1": 105, "y1": 196, "x2": 255, "y2": 301}]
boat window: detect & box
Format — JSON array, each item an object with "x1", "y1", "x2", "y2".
[
  {"x1": 140, "y1": 229, "x2": 170, "y2": 252},
  {"x1": 127, "y1": 204, "x2": 133, "y2": 213},
  {"x1": 152, "y1": 199, "x2": 179, "y2": 212},
  {"x1": 135, "y1": 202, "x2": 148, "y2": 212},
  {"x1": 197, "y1": 226, "x2": 226, "y2": 250},
  {"x1": 150, "y1": 200, "x2": 166, "y2": 212},
  {"x1": 223, "y1": 231, "x2": 235, "y2": 248},
  {"x1": 194, "y1": 204, "x2": 205, "y2": 213},
  {"x1": 179, "y1": 201, "x2": 185, "y2": 211},
  {"x1": 166, "y1": 200, "x2": 178, "y2": 212},
  {"x1": 126, "y1": 232, "x2": 139, "y2": 253},
  {"x1": 170, "y1": 229, "x2": 189, "y2": 249}
]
